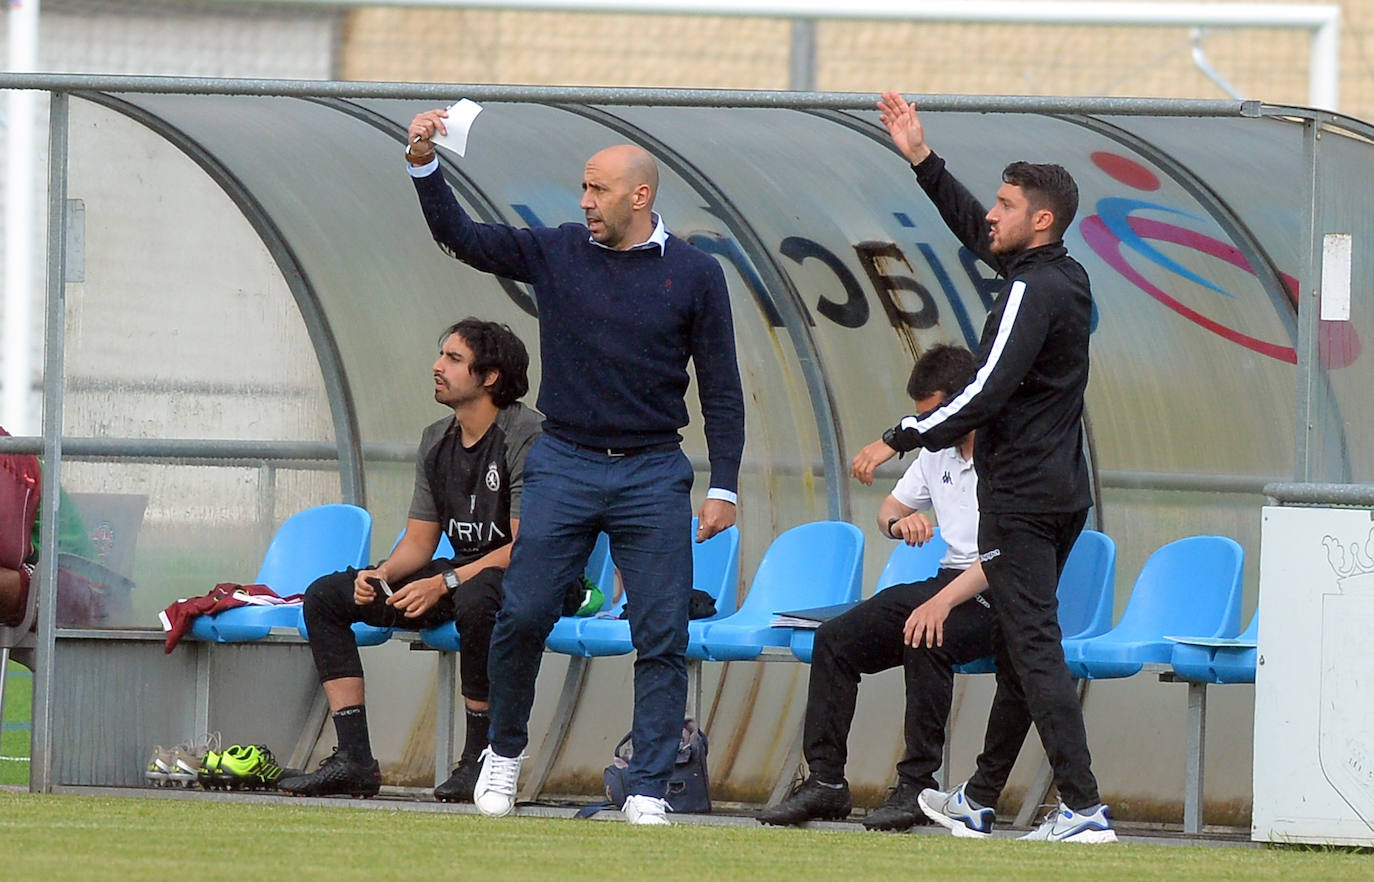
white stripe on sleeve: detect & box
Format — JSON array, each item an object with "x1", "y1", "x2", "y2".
[{"x1": 916, "y1": 280, "x2": 1027, "y2": 435}]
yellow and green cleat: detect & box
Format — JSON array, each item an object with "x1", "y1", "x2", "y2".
[{"x1": 216, "y1": 744, "x2": 287, "y2": 791}]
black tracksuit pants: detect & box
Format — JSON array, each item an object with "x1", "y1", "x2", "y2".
[
  {"x1": 966, "y1": 509, "x2": 1100, "y2": 811},
  {"x1": 802, "y1": 568, "x2": 997, "y2": 791},
  {"x1": 302, "y1": 559, "x2": 504, "y2": 702}
]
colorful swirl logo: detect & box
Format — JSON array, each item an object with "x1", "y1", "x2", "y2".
[{"x1": 1081, "y1": 151, "x2": 1359, "y2": 369}]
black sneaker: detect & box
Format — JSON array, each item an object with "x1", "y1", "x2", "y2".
[
  {"x1": 434, "y1": 753, "x2": 481, "y2": 803},
  {"x1": 757, "y1": 776, "x2": 852, "y2": 826},
  {"x1": 278, "y1": 748, "x2": 381, "y2": 798},
  {"x1": 863, "y1": 780, "x2": 931, "y2": 831}
]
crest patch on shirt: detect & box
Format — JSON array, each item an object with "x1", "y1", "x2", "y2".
[{"x1": 486, "y1": 462, "x2": 501, "y2": 492}]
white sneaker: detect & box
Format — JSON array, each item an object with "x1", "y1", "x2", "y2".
[
  {"x1": 623, "y1": 794, "x2": 672, "y2": 826},
  {"x1": 473, "y1": 747, "x2": 524, "y2": 817},
  {"x1": 918, "y1": 782, "x2": 995, "y2": 839},
  {"x1": 1018, "y1": 801, "x2": 1118, "y2": 843}
]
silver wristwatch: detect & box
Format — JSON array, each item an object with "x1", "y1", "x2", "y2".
[{"x1": 442, "y1": 569, "x2": 461, "y2": 592}]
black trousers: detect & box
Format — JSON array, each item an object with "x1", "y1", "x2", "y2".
[
  {"x1": 301, "y1": 559, "x2": 504, "y2": 702},
  {"x1": 802, "y1": 568, "x2": 997, "y2": 790},
  {"x1": 966, "y1": 509, "x2": 1100, "y2": 811}
]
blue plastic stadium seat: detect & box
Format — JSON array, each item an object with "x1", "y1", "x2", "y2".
[
  {"x1": 790, "y1": 528, "x2": 948, "y2": 664},
  {"x1": 1170, "y1": 609, "x2": 1259, "y2": 684},
  {"x1": 423, "y1": 531, "x2": 617, "y2": 653},
  {"x1": 1166, "y1": 593, "x2": 1256, "y2": 834},
  {"x1": 1064, "y1": 535, "x2": 1244, "y2": 680},
  {"x1": 561, "y1": 522, "x2": 740, "y2": 658},
  {"x1": 190, "y1": 504, "x2": 372, "y2": 643},
  {"x1": 691, "y1": 521, "x2": 863, "y2": 662}
]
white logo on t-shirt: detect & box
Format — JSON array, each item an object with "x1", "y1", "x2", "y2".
[{"x1": 485, "y1": 462, "x2": 500, "y2": 492}]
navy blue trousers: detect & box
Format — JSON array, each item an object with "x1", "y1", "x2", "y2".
[{"x1": 486, "y1": 434, "x2": 695, "y2": 799}]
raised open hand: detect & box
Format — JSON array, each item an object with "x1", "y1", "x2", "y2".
[{"x1": 877, "y1": 91, "x2": 931, "y2": 166}]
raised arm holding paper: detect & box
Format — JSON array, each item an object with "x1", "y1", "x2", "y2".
[{"x1": 404, "y1": 105, "x2": 746, "y2": 827}]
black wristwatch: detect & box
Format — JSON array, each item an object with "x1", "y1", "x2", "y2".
[
  {"x1": 887, "y1": 516, "x2": 902, "y2": 539},
  {"x1": 442, "y1": 570, "x2": 461, "y2": 593},
  {"x1": 881, "y1": 426, "x2": 907, "y2": 457}
]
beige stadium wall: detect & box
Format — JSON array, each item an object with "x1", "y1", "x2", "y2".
[{"x1": 339, "y1": 4, "x2": 1374, "y2": 121}]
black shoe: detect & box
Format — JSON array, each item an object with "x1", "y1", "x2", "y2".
[
  {"x1": 757, "y1": 776, "x2": 852, "y2": 826},
  {"x1": 863, "y1": 780, "x2": 931, "y2": 831},
  {"x1": 434, "y1": 753, "x2": 481, "y2": 803},
  {"x1": 278, "y1": 748, "x2": 381, "y2": 798}
]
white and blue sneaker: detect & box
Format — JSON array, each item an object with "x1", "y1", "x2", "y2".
[
  {"x1": 1018, "y1": 801, "x2": 1118, "y2": 843},
  {"x1": 918, "y1": 782, "x2": 995, "y2": 838}
]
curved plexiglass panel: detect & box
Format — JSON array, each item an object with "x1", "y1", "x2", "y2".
[{"x1": 48, "y1": 87, "x2": 1369, "y2": 804}]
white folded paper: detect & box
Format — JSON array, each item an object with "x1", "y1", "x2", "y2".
[{"x1": 430, "y1": 98, "x2": 483, "y2": 158}]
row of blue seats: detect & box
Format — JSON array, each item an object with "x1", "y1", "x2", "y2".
[
  {"x1": 185, "y1": 505, "x2": 735, "y2": 654},
  {"x1": 188, "y1": 504, "x2": 1257, "y2": 830},
  {"x1": 188, "y1": 504, "x2": 1258, "y2": 684},
  {"x1": 789, "y1": 526, "x2": 1256, "y2": 687}
]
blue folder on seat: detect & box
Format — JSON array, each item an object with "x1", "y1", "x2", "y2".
[{"x1": 1169, "y1": 609, "x2": 1259, "y2": 684}]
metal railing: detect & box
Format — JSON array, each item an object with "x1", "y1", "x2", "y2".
[{"x1": 1264, "y1": 482, "x2": 1374, "y2": 506}]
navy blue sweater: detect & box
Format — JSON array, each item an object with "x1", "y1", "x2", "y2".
[{"x1": 413, "y1": 167, "x2": 745, "y2": 493}]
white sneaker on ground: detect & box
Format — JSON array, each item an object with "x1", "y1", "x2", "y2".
[
  {"x1": 918, "y1": 781, "x2": 995, "y2": 839},
  {"x1": 1018, "y1": 801, "x2": 1118, "y2": 843},
  {"x1": 622, "y1": 794, "x2": 672, "y2": 826},
  {"x1": 473, "y1": 747, "x2": 524, "y2": 817}
]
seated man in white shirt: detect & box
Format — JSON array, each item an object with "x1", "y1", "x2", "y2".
[{"x1": 758, "y1": 344, "x2": 992, "y2": 831}]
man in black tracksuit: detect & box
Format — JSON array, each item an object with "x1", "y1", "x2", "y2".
[{"x1": 849, "y1": 91, "x2": 1115, "y2": 843}]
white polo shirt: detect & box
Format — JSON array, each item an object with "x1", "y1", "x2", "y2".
[{"x1": 890, "y1": 445, "x2": 979, "y2": 570}]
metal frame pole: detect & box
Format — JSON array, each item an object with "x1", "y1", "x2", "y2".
[
  {"x1": 1310, "y1": 13, "x2": 1341, "y2": 110},
  {"x1": 3, "y1": 0, "x2": 40, "y2": 433},
  {"x1": 1183, "y1": 681, "x2": 1208, "y2": 834},
  {"x1": 1295, "y1": 117, "x2": 1323, "y2": 482},
  {"x1": 788, "y1": 19, "x2": 816, "y2": 92},
  {"x1": 30, "y1": 90, "x2": 69, "y2": 792}
]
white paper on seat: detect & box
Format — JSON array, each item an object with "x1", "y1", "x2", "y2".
[{"x1": 1164, "y1": 635, "x2": 1258, "y2": 648}]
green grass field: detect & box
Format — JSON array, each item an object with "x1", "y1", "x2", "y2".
[
  {"x1": 0, "y1": 792, "x2": 1369, "y2": 881},
  {"x1": 2, "y1": 658, "x2": 1369, "y2": 879},
  {"x1": 2, "y1": 660, "x2": 32, "y2": 787}
]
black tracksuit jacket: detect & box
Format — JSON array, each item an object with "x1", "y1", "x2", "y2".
[{"x1": 886, "y1": 150, "x2": 1094, "y2": 515}]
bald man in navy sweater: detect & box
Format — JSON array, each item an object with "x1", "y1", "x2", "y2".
[{"x1": 406, "y1": 110, "x2": 745, "y2": 826}]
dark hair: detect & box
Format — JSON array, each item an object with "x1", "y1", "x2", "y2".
[
  {"x1": 1002, "y1": 161, "x2": 1079, "y2": 240},
  {"x1": 906, "y1": 344, "x2": 977, "y2": 402},
  {"x1": 438, "y1": 318, "x2": 530, "y2": 407}
]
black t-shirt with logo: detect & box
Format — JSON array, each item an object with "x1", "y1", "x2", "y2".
[{"x1": 408, "y1": 403, "x2": 542, "y2": 567}]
